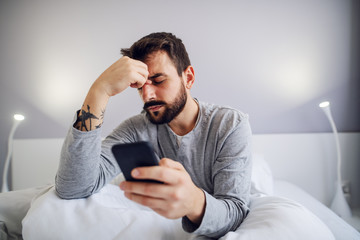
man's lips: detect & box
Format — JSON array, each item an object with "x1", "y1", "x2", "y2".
[
  {"x1": 144, "y1": 101, "x2": 166, "y2": 112},
  {"x1": 147, "y1": 105, "x2": 163, "y2": 111}
]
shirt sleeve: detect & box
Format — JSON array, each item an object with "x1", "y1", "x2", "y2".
[
  {"x1": 182, "y1": 114, "x2": 252, "y2": 238},
  {"x1": 55, "y1": 112, "x2": 135, "y2": 199}
]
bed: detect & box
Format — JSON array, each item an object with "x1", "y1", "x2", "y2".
[
  {"x1": 1, "y1": 151, "x2": 359, "y2": 240},
  {"x1": 1, "y1": 133, "x2": 360, "y2": 239}
]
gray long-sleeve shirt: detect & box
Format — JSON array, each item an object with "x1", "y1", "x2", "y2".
[{"x1": 55, "y1": 100, "x2": 252, "y2": 238}]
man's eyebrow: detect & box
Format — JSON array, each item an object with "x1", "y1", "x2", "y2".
[{"x1": 148, "y1": 73, "x2": 166, "y2": 80}]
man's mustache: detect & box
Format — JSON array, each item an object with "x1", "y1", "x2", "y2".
[{"x1": 143, "y1": 100, "x2": 166, "y2": 110}]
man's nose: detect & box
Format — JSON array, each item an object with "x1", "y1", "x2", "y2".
[{"x1": 141, "y1": 80, "x2": 156, "y2": 102}]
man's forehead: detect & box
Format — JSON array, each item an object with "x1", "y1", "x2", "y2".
[
  {"x1": 145, "y1": 50, "x2": 170, "y2": 65},
  {"x1": 145, "y1": 51, "x2": 177, "y2": 75}
]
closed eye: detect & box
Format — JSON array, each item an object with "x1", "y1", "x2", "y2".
[
  {"x1": 152, "y1": 80, "x2": 165, "y2": 85},
  {"x1": 137, "y1": 80, "x2": 164, "y2": 91}
]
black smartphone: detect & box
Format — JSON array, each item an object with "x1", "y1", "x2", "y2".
[{"x1": 111, "y1": 141, "x2": 161, "y2": 183}]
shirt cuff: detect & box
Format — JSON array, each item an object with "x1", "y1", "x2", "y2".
[{"x1": 181, "y1": 191, "x2": 225, "y2": 237}]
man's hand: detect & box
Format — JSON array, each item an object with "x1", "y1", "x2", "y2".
[
  {"x1": 93, "y1": 56, "x2": 149, "y2": 97},
  {"x1": 119, "y1": 158, "x2": 206, "y2": 225}
]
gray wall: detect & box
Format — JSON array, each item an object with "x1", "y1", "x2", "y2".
[{"x1": 1, "y1": 0, "x2": 359, "y2": 188}]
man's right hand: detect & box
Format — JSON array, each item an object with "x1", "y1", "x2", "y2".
[
  {"x1": 93, "y1": 56, "x2": 149, "y2": 97},
  {"x1": 74, "y1": 56, "x2": 149, "y2": 132}
]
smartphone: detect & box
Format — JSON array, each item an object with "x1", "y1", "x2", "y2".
[{"x1": 111, "y1": 141, "x2": 161, "y2": 183}]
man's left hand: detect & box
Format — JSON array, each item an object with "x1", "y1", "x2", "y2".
[{"x1": 119, "y1": 158, "x2": 205, "y2": 225}]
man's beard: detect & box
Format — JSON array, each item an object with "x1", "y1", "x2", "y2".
[{"x1": 143, "y1": 83, "x2": 187, "y2": 125}]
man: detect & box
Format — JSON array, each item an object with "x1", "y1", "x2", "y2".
[{"x1": 56, "y1": 32, "x2": 252, "y2": 238}]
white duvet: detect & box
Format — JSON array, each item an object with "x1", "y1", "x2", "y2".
[{"x1": 22, "y1": 184, "x2": 335, "y2": 240}]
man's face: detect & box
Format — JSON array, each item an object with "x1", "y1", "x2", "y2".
[{"x1": 139, "y1": 51, "x2": 187, "y2": 124}]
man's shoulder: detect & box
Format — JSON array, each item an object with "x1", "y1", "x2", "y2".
[
  {"x1": 199, "y1": 101, "x2": 248, "y2": 123},
  {"x1": 124, "y1": 111, "x2": 153, "y2": 127},
  {"x1": 197, "y1": 101, "x2": 251, "y2": 140},
  {"x1": 126, "y1": 111, "x2": 147, "y2": 122}
]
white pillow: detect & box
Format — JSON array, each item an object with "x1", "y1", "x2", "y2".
[
  {"x1": 22, "y1": 184, "x2": 191, "y2": 240},
  {"x1": 220, "y1": 195, "x2": 335, "y2": 240},
  {"x1": 251, "y1": 153, "x2": 274, "y2": 195}
]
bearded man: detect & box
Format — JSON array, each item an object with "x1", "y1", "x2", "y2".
[{"x1": 56, "y1": 32, "x2": 252, "y2": 238}]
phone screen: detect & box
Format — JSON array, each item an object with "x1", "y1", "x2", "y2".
[{"x1": 111, "y1": 141, "x2": 161, "y2": 183}]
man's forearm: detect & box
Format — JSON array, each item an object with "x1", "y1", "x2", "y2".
[{"x1": 74, "y1": 83, "x2": 110, "y2": 131}]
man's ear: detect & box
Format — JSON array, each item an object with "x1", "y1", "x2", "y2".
[{"x1": 183, "y1": 66, "x2": 195, "y2": 90}]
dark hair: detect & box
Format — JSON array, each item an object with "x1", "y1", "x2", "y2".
[{"x1": 121, "y1": 32, "x2": 191, "y2": 76}]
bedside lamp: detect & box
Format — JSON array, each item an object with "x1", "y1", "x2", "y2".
[
  {"x1": 1, "y1": 114, "x2": 25, "y2": 192},
  {"x1": 319, "y1": 101, "x2": 352, "y2": 220}
]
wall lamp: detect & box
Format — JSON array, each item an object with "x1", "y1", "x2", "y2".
[
  {"x1": 1, "y1": 114, "x2": 25, "y2": 192},
  {"x1": 319, "y1": 101, "x2": 352, "y2": 220}
]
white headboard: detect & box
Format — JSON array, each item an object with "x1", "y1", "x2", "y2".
[
  {"x1": 252, "y1": 133, "x2": 360, "y2": 207},
  {"x1": 12, "y1": 133, "x2": 360, "y2": 208},
  {"x1": 12, "y1": 138, "x2": 63, "y2": 190}
]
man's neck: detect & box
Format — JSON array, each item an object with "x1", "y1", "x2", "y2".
[{"x1": 168, "y1": 97, "x2": 199, "y2": 136}]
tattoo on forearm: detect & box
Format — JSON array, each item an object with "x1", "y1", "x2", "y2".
[
  {"x1": 74, "y1": 105, "x2": 105, "y2": 131},
  {"x1": 95, "y1": 109, "x2": 105, "y2": 129}
]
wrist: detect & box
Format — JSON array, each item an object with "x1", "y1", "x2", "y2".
[
  {"x1": 186, "y1": 188, "x2": 206, "y2": 226},
  {"x1": 85, "y1": 85, "x2": 110, "y2": 111},
  {"x1": 90, "y1": 80, "x2": 112, "y2": 99},
  {"x1": 75, "y1": 83, "x2": 109, "y2": 132}
]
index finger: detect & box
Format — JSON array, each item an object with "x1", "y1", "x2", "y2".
[
  {"x1": 132, "y1": 166, "x2": 181, "y2": 185},
  {"x1": 133, "y1": 59, "x2": 149, "y2": 78}
]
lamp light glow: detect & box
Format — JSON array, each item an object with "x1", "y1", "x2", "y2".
[
  {"x1": 14, "y1": 114, "x2": 25, "y2": 121},
  {"x1": 319, "y1": 101, "x2": 329, "y2": 108},
  {"x1": 1, "y1": 114, "x2": 25, "y2": 192},
  {"x1": 319, "y1": 101, "x2": 352, "y2": 220}
]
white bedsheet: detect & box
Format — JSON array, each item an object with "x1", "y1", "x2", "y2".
[
  {"x1": 22, "y1": 184, "x2": 336, "y2": 240},
  {"x1": 274, "y1": 180, "x2": 360, "y2": 240},
  {"x1": 2, "y1": 151, "x2": 359, "y2": 240}
]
